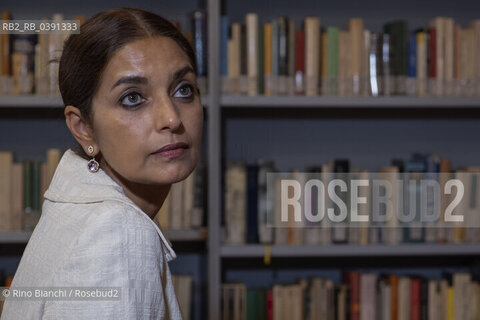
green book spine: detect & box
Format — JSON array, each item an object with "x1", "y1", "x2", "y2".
[
  {"x1": 23, "y1": 160, "x2": 32, "y2": 212},
  {"x1": 258, "y1": 23, "x2": 265, "y2": 94},
  {"x1": 256, "y1": 289, "x2": 266, "y2": 320},
  {"x1": 32, "y1": 160, "x2": 40, "y2": 211},
  {"x1": 246, "y1": 290, "x2": 258, "y2": 320},
  {"x1": 327, "y1": 27, "x2": 339, "y2": 77}
]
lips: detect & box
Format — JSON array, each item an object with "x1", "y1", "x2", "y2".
[{"x1": 153, "y1": 142, "x2": 189, "y2": 154}]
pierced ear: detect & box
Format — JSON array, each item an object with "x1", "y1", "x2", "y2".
[{"x1": 64, "y1": 105, "x2": 96, "y2": 153}]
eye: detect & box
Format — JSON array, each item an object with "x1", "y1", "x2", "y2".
[
  {"x1": 174, "y1": 83, "x2": 195, "y2": 99},
  {"x1": 119, "y1": 92, "x2": 145, "y2": 108}
]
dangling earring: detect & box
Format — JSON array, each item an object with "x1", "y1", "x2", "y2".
[{"x1": 87, "y1": 145, "x2": 100, "y2": 173}]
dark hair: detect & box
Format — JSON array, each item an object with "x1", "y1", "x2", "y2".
[{"x1": 58, "y1": 7, "x2": 198, "y2": 160}]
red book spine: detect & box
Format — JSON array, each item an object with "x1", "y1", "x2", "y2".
[
  {"x1": 295, "y1": 29, "x2": 305, "y2": 95},
  {"x1": 266, "y1": 289, "x2": 273, "y2": 320},
  {"x1": 348, "y1": 272, "x2": 360, "y2": 320},
  {"x1": 410, "y1": 278, "x2": 421, "y2": 320},
  {"x1": 428, "y1": 27, "x2": 436, "y2": 79}
]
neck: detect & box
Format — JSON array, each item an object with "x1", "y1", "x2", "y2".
[{"x1": 100, "y1": 158, "x2": 170, "y2": 219}]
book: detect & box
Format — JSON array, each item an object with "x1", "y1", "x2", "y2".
[
  {"x1": 0, "y1": 152, "x2": 13, "y2": 232},
  {"x1": 172, "y1": 274, "x2": 193, "y2": 320},
  {"x1": 191, "y1": 9, "x2": 208, "y2": 94},
  {"x1": 225, "y1": 160, "x2": 247, "y2": 245},
  {"x1": 304, "y1": 17, "x2": 320, "y2": 96},
  {"x1": 246, "y1": 13, "x2": 258, "y2": 96}
]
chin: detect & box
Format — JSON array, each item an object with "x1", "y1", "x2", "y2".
[{"x1": 154, "y1": 162, "x2": 197, "y2": 185}]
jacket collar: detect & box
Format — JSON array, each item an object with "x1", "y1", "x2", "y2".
[{"x1": 44, "y1": 149, "x2": 176, "y2": 261}]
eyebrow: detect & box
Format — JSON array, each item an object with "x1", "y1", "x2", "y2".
[
  {"x1": 111, "y1": 76, "x2": 148, "y2": 91},
  {"x1": 111, "y1": 65, "x2": 195, "y2": 92},
  {"x1": 172, "y1": 65, "x2": 195, "y2": 81}
]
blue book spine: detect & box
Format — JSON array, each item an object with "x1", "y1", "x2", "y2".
[
  {"x1": 408, "y1": 32, "x2": 417, "y2": 77},
  {"x1": 192, "y1": 10, "x2": 208, "y2": 76},
  {"x1": 220, "y1": 16, "x2": 229, "y2": 76},
  {"x1": 403, "y1": 154, "x2": 426, "y2": 243}
]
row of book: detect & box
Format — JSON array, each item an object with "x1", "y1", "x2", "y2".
[
  {"x1": 223, "y1": 153, "x2": 480, "y2": 246},
  {"x1": 153, "y1": 162, "x2": 207, "y2": 231},
  {"x1": 0, "y1": 270, "x2": 193, "y2": 319},
  {"x1": 0, "y1": 148, "x2": 207, "y2": 233},
  {"x1": 0, "y1": 10, "x2": 208, "y2": 96},
  {"x1": 222, "y1": 271, "x2": 478, "y2": 320},
  {"x1": 0, "y1": 149, "x2": 61, "y2": 232},
  {"x1": 222, "y1": 14, "x2": 480, "y2": 97},
  {"x1": 0, "y1": 12, "x2": 74, "y2": 96}
]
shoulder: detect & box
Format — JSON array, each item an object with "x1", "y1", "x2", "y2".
[{"x1": 42, "y1": 199, "x2": 165, "y2": 285}]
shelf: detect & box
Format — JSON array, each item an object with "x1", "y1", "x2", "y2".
[
  {"x1": 0, "y1": 231, "x2": 32, "y2": 243},
  {"x1": 0, "y1": 95, "x2": 64, "y2": 108},
  {"x1": 0, "y1": 95, "x2": 209, "y2": 108},
  {"x1": 221, "y1": 95, "x2": 480, "y2": 108},
  {"x1": 220, "y1": 243, "x2": 480, "y2": 258},
  {"x1": 165, "y1": 228, "x2": 208, "y2": 241},
  {"x1": 0, "y1": 228, "x2": 208, "y2": 244}
]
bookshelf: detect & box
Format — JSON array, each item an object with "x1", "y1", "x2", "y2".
[
  {"x1": 0, "y1": 95, "x2": 209, "y2": 108},
  {"x1": 221, "y1": 95, "x2": 480, "y2": 108},
  {"x1": 2, "y1": 0, "x2": 480, "y2": 319},
  {"x1": 220, "y1": 243, "x2": 480, "y2": 258},
  {"x1": 207, "y1": 0, "x2": 480, "y2": 320},
  {"x1": 0, "y1": 2, "x2": 210, "y2": 320},
  {"x1": 0, "y1": 228, "x2": 208, "y2": 244}
]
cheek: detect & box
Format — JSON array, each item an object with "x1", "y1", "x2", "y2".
[{"x1": 94, "y1": 112, "x2": 145, "y2": 162}]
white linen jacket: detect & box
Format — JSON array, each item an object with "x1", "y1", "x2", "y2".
[{"x1": 0, "y1": 149, "x2": 182, "y2": 319}]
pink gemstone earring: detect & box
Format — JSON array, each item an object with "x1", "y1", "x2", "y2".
[{"x1": 87, "y1": 145, "x2": 100, "y2": 173}]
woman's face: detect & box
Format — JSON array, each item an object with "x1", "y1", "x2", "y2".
[{"x1": 90, "y1": 36, "x2": 203, "y2": 185}]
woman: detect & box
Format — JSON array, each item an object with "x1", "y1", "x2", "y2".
[{"x1": 1, "y1": 7, "x2": 203, "y2": 319}]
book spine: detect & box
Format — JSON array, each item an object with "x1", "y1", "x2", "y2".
[
  {"x1": 23, "y1": 160, "x2": 32, "y2": 213},
  {"x1": 294, "y1": 29, "x2": 305, "y2": 95},
  {"x1": 277, "y1": 17, "x2": 288, "y2": 95},
  {"x1": 407, "y1": 32, "x2": 417, "y2": 96},
  {"x1": 246, "y1": 13, "x2": 258, "y2": 96},
  {"x1": 410, "y1": 279, "x2": 421, "y2": 320},
  {"x1": 240, "y1": 24, "x2": 248, "y2": 95},
  {"x1": 246, "y1": 164, "x2": 259, "y2": 243},
  {"x1": 11, "y1": 163, "x2": 23, "y2": 231},
  {"x1": 220, "y1": 15, "x2": 229, "y2": 77},
  {"x1": 305, "y1": 17, "x2": 320, "y2": 96},
  {"x1": 1, "y1": 12, "x2": 11, "y2": 76},
  {"x1": 287, "y1": 19, "x2": 296, "y2": 95},
  {"x1": 0, "y1": 152, "x2": 13, "y2": 232},
  {"x1": 257, "y1": 22, "x2": 265, "y2": 95},
  {"x1": 192, "y1": 10, "x2": 208, "y2": 77},
  {"x1": 327, "y1": 27, "x2": 339, "y2": 96},
  {"x1": 169, "y1": 181, "x2": 184, "y2": 230},
  {"x1": 417, "y1": 31, "x2": 427, "y2": 96},
  {"x1": 264, "y1": 23, "x2": 273, "y2": 96},
  {"x1": 48, "y1": 14, "x2": 64, "y2": 95},
  {"x1": 349, "y1": 18, "x2": 364, "y2": 96},
  {"x1": 444, "y1": 18, "x2": 454, "y2": 96},
  {"x1": 321, "y1": 31, "x2": 328, "y2": 95},
  {"x1": 191, "y1": 162, "x2": 205, "y2": 228},
  {"x1": 225, "y1": 161, "x2": 247, "y2": 245}
]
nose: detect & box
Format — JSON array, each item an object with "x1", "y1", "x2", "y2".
[{"x1": 153, "y1": 95, "x2": 182, "y2": 132}]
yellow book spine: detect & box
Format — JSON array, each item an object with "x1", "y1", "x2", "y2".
[{"x1": 447, "y1": 287, "x2": 454, "y2": 320}]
